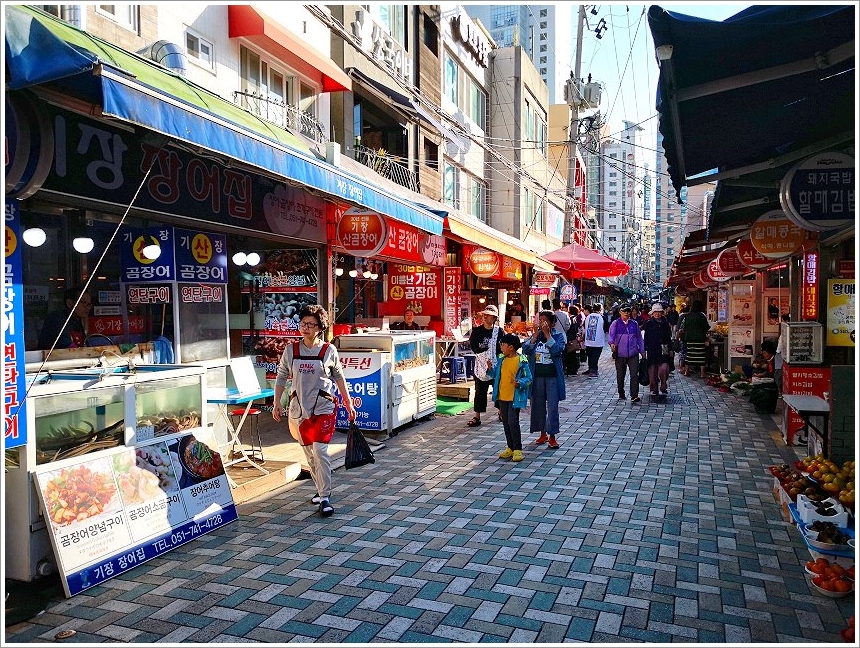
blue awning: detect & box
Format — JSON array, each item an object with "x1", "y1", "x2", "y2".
[
  {"x1": 648, "y1": 5, "x2": 855, "y2": 202},
  {"x1": 4, "y1": 5, "x2": 443, "y2": 235}
]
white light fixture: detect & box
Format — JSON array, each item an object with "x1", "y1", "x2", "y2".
[
  {"x1": 232, "y1": 252, "x2": 247, "y2": 266},
  {"x1": 142, "y1": 242, "x2": 162, "y2": 260},
  {"x1": 245, "y1": 252, "x2": 261, "y2": 267},
  {"x1": 22, "y1": 227, "x2": 47, "y2": 247},
  {"x1": 349, "y1": 269, "x2": 358, "y2": 278},
  {"x1": 335, "y1": 267, "x2": 344, "y2": 277},
  {"x1": 72, "y1": 237, "x2": 94, "y2": 254}
]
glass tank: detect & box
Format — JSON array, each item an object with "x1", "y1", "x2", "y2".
[
  {"x1": 135, "y1": 373, "x2": 204, "y2": 440},
  {"x1": 392, "y1": 336, "x2": 434, "y2": 373},
  {"x1": 782, "y1": 322, "x2": 823, "y2": 365},
  {"x1": 33, "y1": 385, "x2": 126, "y2": 465}
]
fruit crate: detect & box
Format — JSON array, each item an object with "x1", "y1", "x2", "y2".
[{"x1": 797, "y1": 494, "x2": 850, "y2": 526}]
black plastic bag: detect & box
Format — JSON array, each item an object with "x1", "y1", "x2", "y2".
[
  {"x1": 345, "y1": 422, "x2": 375, "y2": 470},
  {"x1": 638, "y1": 361, "x2": 650, "y2": 386},
  {"x1": 749, "y1": 383, "x2": 778, "y2": 413}
]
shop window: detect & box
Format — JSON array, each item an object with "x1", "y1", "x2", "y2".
[
  {"x1": 423, "y1": 14, "x2": 438, "y2": 57},
  {"x1": 444, "y1": 52, "x2": 459, "y2": 105},
  {"x1": 424, "y1": 138, "x2": 439, "y2": 170},
  {"x1": 443, "y1": 161, "x2": 460, "y2": 209}
]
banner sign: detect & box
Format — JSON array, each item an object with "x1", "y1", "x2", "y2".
[
  {"x1": 706, "y1": 259, "x2": 730, "y2": 282},
  {"x1": 464, "y1": 246, "x2": 500, "y2": 278},
  {"x1": 736, "y1": 238, "x2": 774, "y2": 270},
  {"x1": 801, "y1": 251, "x2": 819, "y2": 321},
  {"x1": 120, "y1": 227, "x2": 227, "y2": 284},
  {"x1": 780, "y1": 151, "x2": 855, "y2": 231},
  {"x1": 826, "y1": 279, "x2": 855, "y2": 347},
  {"x1": 387, "y1": 265, "x2": 442, "y2": 317},
  {"x1": 749, "y1": 210, "x2": 805, "y2": 259},
  {"x1": 174, "y1": 228, "x2": 227, "y2": 284},
  {"x1": 374, "y1": 218, "x2": 446, "y2": 266},
  {"x1": 33, "y1": 430, "x2": 237, "y2": 597},
  {"x1": 336, "y1": 352, "x2": 385, "y2": 431},
  {"x1": 39, "y1": 104, "x2": 326, "y2": 243},
  {"x1": 716, "y1": 247, "x2": 748, "y2": 276},
  {"x1": 443, "y1": 267, "x2": 462, "y2": 338},
  {"x1": 3, "y1": 200, "x2": 27, "y2": 449}
]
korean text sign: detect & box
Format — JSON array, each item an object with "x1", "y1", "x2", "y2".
[{"x1": 3, "y1": 199, "x2": 27, "y2": 449}]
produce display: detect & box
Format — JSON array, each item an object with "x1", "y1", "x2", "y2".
[
  {"x1": 797, "y1": 455, "x2": 855, "y2": 509},
  {"x1": 806, "y1": 558, "x2": 854, "y2": 597},
  {"x1": 806, "y1": 521, "x2": 852, "y2": 547}
]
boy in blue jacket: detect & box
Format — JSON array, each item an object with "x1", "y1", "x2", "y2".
[{"x1": 486, "y1": 333, "x2": 533, "y2": 462}]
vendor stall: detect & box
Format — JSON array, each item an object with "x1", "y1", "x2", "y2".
[{"x1": 333, "y1": 331, "x2": 436, "y2": 436}]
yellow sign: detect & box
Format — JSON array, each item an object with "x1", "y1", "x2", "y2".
[
  {"x1": 5, "y1": 225, "x2": 19, "y2": 257},
  {"x1": 749, "y1": 209, "x2": 805, "y2": 259},
  {"x1": 190, "y1": 233, "x2": 213, "y2": 265},
  {"x1": 826, "y1": 279, "x2": 855, "y2": 346}
]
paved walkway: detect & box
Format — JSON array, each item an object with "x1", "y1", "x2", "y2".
[{"x1": 5, "y1": 351, "x2": 854, "y2": 644}]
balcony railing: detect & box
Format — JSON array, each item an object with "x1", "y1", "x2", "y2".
[
  {"x1": 233, "y1": 90, "x2": 327, "y2": 145},
  {"x1": 353, "y1": 145, "x2": 419, "y2": 193}
]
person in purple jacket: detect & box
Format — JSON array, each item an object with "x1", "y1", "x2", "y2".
[{"x1": 608, "y1": 304, "x2": 645, "y2": 403}]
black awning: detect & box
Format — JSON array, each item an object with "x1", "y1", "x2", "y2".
[{"x1": 648, "y1": 4, "x2": 856, "y2": 201}]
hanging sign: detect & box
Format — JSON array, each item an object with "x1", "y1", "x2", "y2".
[
  {"x1": 736, "y1": 238, "x2": 774, "y2": 270},
  {"x1": 337, "y1": 208, "x2": 388, "y2": 257},
  {"x1": 692, "y1": 269, "x2": 714, "y2": 289},
  {"x1": 465, "y1": 247, "x2": 500, "y2": 278},
  {"x1": 121, "y1": 227, "x2": 175, "y2": 282},
  {"x1": 780, "y1": 151, "x2": 855, "y2": 231},
  {"x1": 826, "y1": 279, "x2": 855, "y2": 347},
  {"x1": 715, "y1": 247, "x2": 748, "y2": 277},
  {"x1": 3, "y1": 199, "x2": 27, "y2": 450},
  {"x1": 371, "y1": 219, "x2": 446, "y2": 266},
  {"x1": 749, "y1": 210, "x2": 805, "y2": 259},
  {"x1": 801, "y1": 251, "x2": 819, "y2": 321},
  {"x1": 387, "y1": 265, "x2": 442, "y2": 317},
  {"x1": 533, "y1": 271, "x2": 558, "y2": 288},
  {"x1": 174, "y1": 228, "x2": 228, "y2": 284},
  {"x1": 560, "y1": 283, "x2": 575, "y2": 301},
  {"x1": 706, "y1": 259, "x2": 731, "y2": 282},
  {"x1": 443, "y1": 267, "x2": 462, "y2": 338}
]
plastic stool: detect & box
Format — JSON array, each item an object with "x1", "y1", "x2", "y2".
[
  {"x1": 462, "y1": 354, "x2": 476, "y2": 379},
  {"x1": 439, "y1": 356, "x2": 467, "y2": 384},
  {"x1": 229, "y1": 407, "x2": 264, "y2": 464}
]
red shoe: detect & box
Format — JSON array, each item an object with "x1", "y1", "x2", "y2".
[
  {"x1": 548, "y1": 436, "x2": 560, "y2": 449},
  {"x1": 535, "y1": 432, "x2": 549, "y2": 445}
]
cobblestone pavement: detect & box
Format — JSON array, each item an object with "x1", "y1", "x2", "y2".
[{"x1": 5, "y1": 352, "x2": 855, "y2": 644}]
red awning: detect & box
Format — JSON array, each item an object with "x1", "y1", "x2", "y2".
[
  {"x1": 228, "y1": 5, "x2": 352, "y2": 93},
  {"x1": 540, "y1": 242, "x2": 629, "y2": 279}
]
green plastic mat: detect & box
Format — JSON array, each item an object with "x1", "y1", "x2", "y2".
[{"x1": 435, "y1": 397, "x2": 474, "y2": 417}]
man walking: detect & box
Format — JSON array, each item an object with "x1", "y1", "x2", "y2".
[{"x1": 582, "y1": 303, "x2": 607, "y2": 377}]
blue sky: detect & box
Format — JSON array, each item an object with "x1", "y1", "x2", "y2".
[{"x1": 579, "y1": 3, "x2": 750, "y2": 144}]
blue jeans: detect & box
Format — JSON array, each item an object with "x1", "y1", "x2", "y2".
[
  {"x1": 586, "y1": 345, "x2": 603, "y2": 374},
  {"x1": 530, "y1": 374, "x2": 560, "y2": 436}
]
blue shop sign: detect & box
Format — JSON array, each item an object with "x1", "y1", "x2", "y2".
[{"x1": 780, "y1": 151, "x2": 855, "y2": 232}]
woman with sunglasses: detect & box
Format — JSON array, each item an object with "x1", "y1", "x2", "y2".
[{"x1": 273, "y1": 305, "x2": 356, "y2": 517}]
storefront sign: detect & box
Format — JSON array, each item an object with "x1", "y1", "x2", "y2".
[
  {"x1": 450, "y1": 15, "x2": 489, "y2": 67},
  {"x1": 782, "y1": 366, "x2": 831, "y2": 447},
  {"x1": 533, "y1": 271, "x2": 559, "y2": 288},
  {"x1": 387, "y1": 265, "x2": 442, "y2": 317},
  {"x1": 801, "y1": 251, "x2": 819, "y2": 321},
  {"x1": 780, "y1": 151, "x2": 855, "y2": 231},
  {"x1": 717, "y1": 285, "x2": 729, "y2": 323},
  {"x1": 560, "y1": 283, "x2": 575, "y2": 302},
  {"x1": 39, "y1": 104, "x2": 326, "y2": 243},
  {"x1": 706, "y1": 259, "x2": 730, "y2": 282},
  {"x1": 826, "y1": 279, "x2": 855, "y2": 347},
  {"x1": 89, "y1": 315, "x2": 146, "y2": 337},
  {"x1": 736, "y1": 237, "x2": 775, "y2": 270},
  {"x1": 33, "y1": 430, "x2": 237, "y2": 597},
  {"x1": 715, "y1": 247, "x2": 748, "y2": 276},
  {"x1": 530, "y1": 287, "x2": 551, "y2": 297},
  {"x1": 837, "y1": 260, "x2": 854, "y2": 278},
  {"x1": 373, "y1": 219, "x2": 445, "y2": 266},
  {"x1": 351, "y1": 11, "x2": 412, "y2": 81},
  {"x1": 443, "y1": 267, "x2": 462, "y2": 338},
  {"x1": 465, "y1": 247, "x2": 500, "y2": 278},
  {"x1": 127, "y1": 285, "x2": 171, "y2": 304},
  {"x1": 174, "y1": 228, "x2": 227, "y2": 284},
  {"x1": 336, "y1": 351, "x2": 385, "y2": 431},
  {"x1": 3, "y1": 199, "x2": 27, "y2": 449},
  {"x1": 4, "y1": 92, "x2": 53, "y2": 199},
  {"x1": 749, "y1": 210, "x2": 805, "y2": 258},
  {"x1": 337, "y1": 208, "x2": 388, "y2": 257},
  {"x1": 121, "y1": 227, "x2": 175, "y2": 282}
]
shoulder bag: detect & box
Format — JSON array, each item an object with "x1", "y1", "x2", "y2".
[{"x1": 472, "y1": 326, "x2": 499, "y2": 382}]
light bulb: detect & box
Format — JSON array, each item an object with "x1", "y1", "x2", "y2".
[
  {"x1": 72, "y1": 237, "x2": 94, "y2": 254},
  {"x1": 335, "y1": 267, "x2": 344, "y2": 276},
  {"x1": 142, "y1": 243, "x2": 161, "y2": 260},
  {"x1": 349, "y1": 269, "x2": 358, "y2": 278},
  {"x1": 245, "y1": 252, "x2": 261, "y2": 266},
  {"x1": 22, "y1": 227, "x2": 46, "y2": 247},
  {"x1": 232, "y1": 252, "x2": 247, "y2": 266},
  {"x1": 369, "y1": 272, "x2": 378, "y2": 280}
]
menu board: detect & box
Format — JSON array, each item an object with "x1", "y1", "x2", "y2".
[{"x1": 34, "y1": 430, "x2": 236, "y2": 597}]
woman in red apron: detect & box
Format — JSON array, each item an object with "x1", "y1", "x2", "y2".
[{"x1": 273, "y1": 305, "x2": 356, "y2": 517}]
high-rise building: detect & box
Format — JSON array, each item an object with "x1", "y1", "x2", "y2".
[
  {"x1": 598, "y1": 120, "x2": 643, "y2": 266},
  {"x1": 464, "y1": 4, "x2": 574, "y2": 104}
]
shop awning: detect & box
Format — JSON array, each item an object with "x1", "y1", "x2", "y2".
[
  {"x1": 438, "y1": 211, "x2": 538, "y2": 266},
  {"x1": 227, "y1": 5, "x2": 351, "y2": 93},
  {"x1": 648, "y1": 4, "x2": 855, "y2": 202},
  {"x1": 540, "y1": 242, "x2": 630, "y2": 279},
  {"x1": 4, "y1": 5, "x2": 442, "y2": 235}
]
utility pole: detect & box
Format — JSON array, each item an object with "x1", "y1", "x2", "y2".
[{"x1": 564, "y1": 6, "x2": 586, "y2": 246}]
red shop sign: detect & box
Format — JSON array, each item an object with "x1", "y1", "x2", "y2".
[
  {"x1": 801, "y1": 251, "x2": 819, "y2": 320},
  {"x1": 736, "y1": 238, "x2": 773, "y2": 270},
  {"x1": 375, "y1": 219, "x2": 446, "y2": 266},
  {"x1": 443, "y1": 267, "x2": 462, "y2": 336},
  {"x1": 749, "y1": 209, "x2": 805, "y2": 259},
  {"x1": 337, "y1": 208, "x2": 388, "y2": 257},
  {"x1": 465, "y1": 246, "x2": 500, "y2": 278},
  {"x1": 716, "y1": 247, "x2": 748, "y2": 276},
  {"x1": 706, "y1": 259, "x2": 730, "y2": 282},
  {"x1": 387, "y1": 264, "x2": 442, "y2": 317}
]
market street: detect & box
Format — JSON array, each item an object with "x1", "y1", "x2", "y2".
[{"x1": 5, "y1": 352, "x2": 853, "y2": 644}]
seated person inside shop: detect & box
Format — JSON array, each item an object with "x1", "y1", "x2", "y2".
[
  {"x1": 742, "y1": 340, "x2": 776, "y2": 380},
  {"x1": 390, "y1": 308, "x2": 423, "y2": 330},
  {"x1": 506, "y1": 300, "x2": 526, "y2": 323},
  {"x1": 37, "y1": 288, "x2": 92, "y2": 350}
]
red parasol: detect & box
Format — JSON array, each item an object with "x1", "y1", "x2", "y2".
[{"x1": 540, "y1": 242, "x2": 629, "y2": 279}]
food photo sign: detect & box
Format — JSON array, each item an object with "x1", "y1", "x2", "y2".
[{"x1": 34, "y1": 430, "x2": 237, "y2": 597}]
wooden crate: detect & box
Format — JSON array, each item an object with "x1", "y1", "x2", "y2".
[{"x1": 436, "y1": 380, "x2": 475, "y2": 401}]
